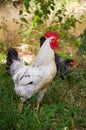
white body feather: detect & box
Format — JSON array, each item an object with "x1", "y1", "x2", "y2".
[{"x1": 11, "y1": 38, "x2": 56, "y2": 102}]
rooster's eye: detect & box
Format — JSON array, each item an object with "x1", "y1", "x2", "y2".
[{"x1": 51, "y1": 39, "x2": 56, "y2": 42}]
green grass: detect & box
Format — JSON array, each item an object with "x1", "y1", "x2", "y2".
[{"x1": 0, "y1": 63, "x2": 86, "y2": 130}]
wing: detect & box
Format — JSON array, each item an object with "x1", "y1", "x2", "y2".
[
  {"x1": 17, "y1": 63, "x2": 55, "y2": 87},
  {"x1": 17, "y1": 65, "x2": 45, "y2": 86},
  {"x1": 13, "y1": 65, "x2": 28, "y2": 84}
]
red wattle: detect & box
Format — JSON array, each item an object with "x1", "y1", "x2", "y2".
[{"x1": 50, "y1": 39, "x2": 58, "y2": 50}]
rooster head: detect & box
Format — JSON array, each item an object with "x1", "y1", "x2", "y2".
[
  {"x1": 40, "y1": 31, "x2": 59, "y2": 50},
  {"x1": 70, "y1": 58, "x2": 76, "y2": 66},
  {"x1": 65, "y1": 59, "x2": 76, "y2": 66}
]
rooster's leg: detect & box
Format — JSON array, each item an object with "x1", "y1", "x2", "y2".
[
  {"x1": 35, "y1": 87, "x2": 48, "y2": 111},
  {"x1": 18, "y1": 98, "x2": 25, "y2": 111},
  {"x1": 19, "y1": 102, "x2": 24, "y2": 112},
  {"x1": 35, "y1": 101, "x2": 40, "y2": 111},
  {"x1": 18, "y1": 102, "x2": 24, "y2": 111}
]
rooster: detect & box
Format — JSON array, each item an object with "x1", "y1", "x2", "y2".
[
  {"x1": 6, "y1": 31, "x2": 59, "y2": 110},
  {"x1": 40, "y1": 35, "x2": 76, "y2": 79}
]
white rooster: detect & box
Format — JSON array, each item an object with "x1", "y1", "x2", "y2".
[
  {"x1": 40, "y1": 35, "x2": 76, "y2": 80},
  {"x1": 6, "y1": 31, "x2": 59, "y2": 110}
]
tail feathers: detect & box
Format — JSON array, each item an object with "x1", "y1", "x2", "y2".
[{"x1": 6, "y1": 47, "x2": 21, "y2": 72}]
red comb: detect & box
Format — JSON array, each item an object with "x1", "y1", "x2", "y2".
[{"x1": 44, "y1": 31, "x2": 59, "y2": 40}]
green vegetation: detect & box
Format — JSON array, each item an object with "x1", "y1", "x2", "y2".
[
  {"x1": 0, "y1": 0, "x2": 86, "y2": 130},
  {"x1": 77, "y1": 28, "x2": 86, "y2": 56},
  {"x1": 0, "y1": 64, "x2": 86, "y2": 130}
]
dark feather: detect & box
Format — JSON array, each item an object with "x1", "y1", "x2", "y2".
[
  {"x1": 40, "y1": 36, "x2": 46, "y2": 47},
  {"x1": 6, "y1": 47, "x2": 20, "y2": 72},
  {"x1": 25, "y1": 81, "x2": 33, "y2": 85}
]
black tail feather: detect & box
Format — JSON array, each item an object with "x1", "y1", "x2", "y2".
[{"x1": 6, "y1": 47, "x2": 20, "y2": 72}]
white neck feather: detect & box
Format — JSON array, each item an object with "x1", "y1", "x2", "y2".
[{"x1": 34, "y1": 38, "x2": 54, "y2": 65}]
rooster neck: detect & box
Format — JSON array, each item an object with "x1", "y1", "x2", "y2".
[{"x1": 34, "y1": 39, "x2": 54, "y2": 65}]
